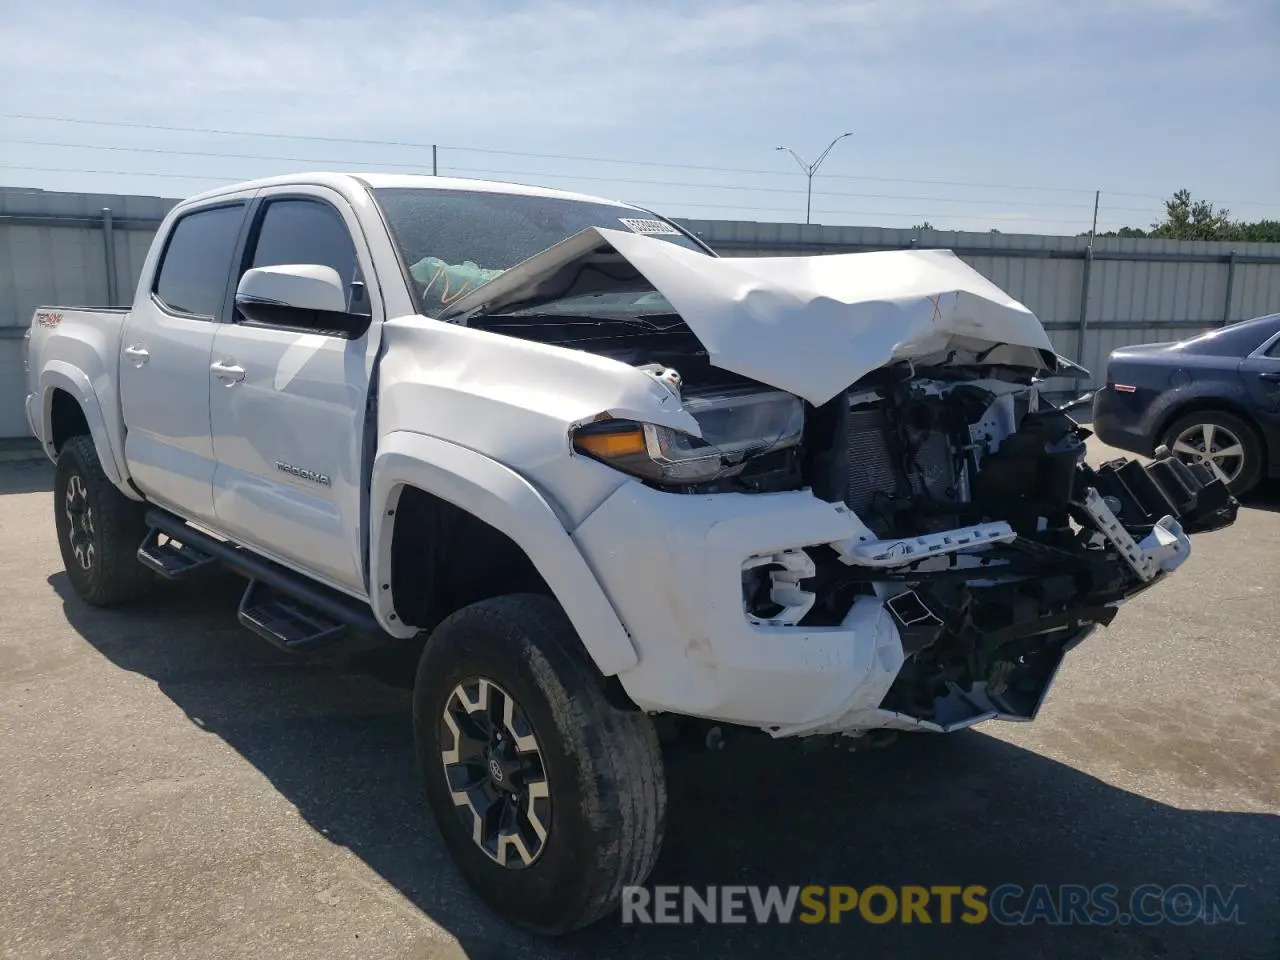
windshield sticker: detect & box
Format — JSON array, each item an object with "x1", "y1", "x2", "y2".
[{"x1": 619, "y1": 218, "x2": 682, "y2": 236}]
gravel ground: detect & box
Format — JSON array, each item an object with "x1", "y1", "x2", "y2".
[{"x1": 0, "y1": 450, "x2": 1276, "y2": 960}]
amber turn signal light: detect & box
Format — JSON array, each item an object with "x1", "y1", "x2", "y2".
[{"x1": 573, "y1": 425, "x2": 647, "y2": 458}]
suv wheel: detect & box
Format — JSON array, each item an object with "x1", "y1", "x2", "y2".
[
  {"x1": 53, "y1": 435, "x2": 154, "y2": 606},
  {"x1": 1162, "y1": 410, "x2": 1263, "y2": 496},
  {"x1": 413, "y1": 594, "x2": 666, "y2": 934}
]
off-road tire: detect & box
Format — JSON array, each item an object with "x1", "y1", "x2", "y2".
[
  {"x1": 1161, "y1": 409, "x2": 1264, "y2": 496},
  {"x1": 413, "y1": 594, "x2": 666, "y2": 934},
  {"x1": 53, "y1": 434, "x2": 153, "y2": 606}
]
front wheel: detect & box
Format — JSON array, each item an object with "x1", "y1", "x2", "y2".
[{"x1": 413, "y1": 594, "x2": 666, "y2": 934}]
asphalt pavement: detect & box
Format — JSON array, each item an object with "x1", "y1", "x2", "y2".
[{"x1": 1, "y1": 450, "x2": 1276, "y2": 959}]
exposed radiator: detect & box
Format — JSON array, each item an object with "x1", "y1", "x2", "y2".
[
  {"x1": 845, "y1": 409, "x2": 898, "y2": 518},
  {"x1": 844, "y1": 407, "x2": 956, "y2": 527}
]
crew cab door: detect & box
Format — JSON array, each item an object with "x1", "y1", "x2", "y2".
[
  {"x1": 208, "y1": 187, "x2": 381, "y2": 596},
  {"x1": 120, "y1": 200, "x2": 250, "y2": 522}
]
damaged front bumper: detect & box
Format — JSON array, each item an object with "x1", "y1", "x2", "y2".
[{"x1": 572, "y1": 449, "x2": 1235, "y2": 738}]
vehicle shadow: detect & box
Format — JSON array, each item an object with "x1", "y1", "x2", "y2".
[
  {"x1": 1240, "y1": 479, "x2": 1280, "y2": 514},
  {"x1": 50, "y1": 573, "x2": 1277, "y2": 960},
  {"x1": 0, "y1": 458, "x2": 53, "y2": 495}
]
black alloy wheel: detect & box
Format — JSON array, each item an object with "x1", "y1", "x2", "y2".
[{"x1": 440, "y1": 676, "x2": 552, "y2": 869}]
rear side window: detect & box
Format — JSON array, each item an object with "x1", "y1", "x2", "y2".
[
  {"x1": 1184, "y1": 314, "x2": 1280, "y2": 357},
  {"x1": 153, "y1": 205, "x2": 245, "y2": 318},
  {"x1": 247, "y1": 198, "x2": 369, "y2": 316}
]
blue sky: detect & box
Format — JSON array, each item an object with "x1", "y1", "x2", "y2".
[{"x1": 1, "y1": 0, "x2": 1276, "y2": 235}]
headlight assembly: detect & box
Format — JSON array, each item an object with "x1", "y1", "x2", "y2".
[{"x1": 572, "y1": 386, "x2": 804, "y2": 486}]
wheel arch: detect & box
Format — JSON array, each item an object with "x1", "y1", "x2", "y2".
[
  {"x1": 368, "y1": 431, "x2": 639, "y2": 676},
  {"x1": 39, "y1": 363, "x2": 129, "y2": 489},
  {"x1": 49, "y1": 387, "x2": 90, "y2": 453},
  {"x1": 1155, "y1": 397, "x2": 1268, "y2": 463}
]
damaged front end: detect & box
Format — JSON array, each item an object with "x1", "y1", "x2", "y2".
[
  {"x1": 432, "y1": 223, "x2": 1239, "y2": 733},
  {"x1": 772, "y1": 374, "x2": 1238, "y2": 731}
]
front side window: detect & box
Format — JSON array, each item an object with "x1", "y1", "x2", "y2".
[
  {"x1": 153, "y1": 204, "x2": 245, "y2": 318},
  {"x1": 246, "y1": 198, "x2": 369, "y2": 317},
  {"x1": 372, "y1": 187, "x2": 705, "y2": 317}
]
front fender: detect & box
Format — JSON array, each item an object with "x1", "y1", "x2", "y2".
[
  {"x1": 39, "y1": 362, "x2": 131, "y2": 491},
  {"x1": 368, "y1": 431, "x2": 639, "y2": 675}
]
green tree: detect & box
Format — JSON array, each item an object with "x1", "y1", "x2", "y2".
[
  {"x1": 1236, "y1": 219, "x2": 1280, "y2": 243},
  {"x1": 1096, "y1": 191, "x2": 1280, "y2": 243},
  {"x1": 1087, "y1": 226, "x2": 1151, "y2": 238},
  {"x1": 1150, "y1": 189, "x2": 1234, "y2": 240}
]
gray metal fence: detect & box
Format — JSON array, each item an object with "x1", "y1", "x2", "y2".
[
  {"x1": 3, "y1": 187, "x2": 1280, "y2": 437},
  {"x1": 0, "y1": 188, "x2": 178, "y2": 437}
]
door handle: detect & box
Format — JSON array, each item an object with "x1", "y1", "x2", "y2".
[
  {"x1": 1258, "y1": 371, "x2": 1280, "y2": 383},
  {"x1": 210, "y1": 359, "x2": 246, "y2": 384},
  {"x1": 123, "y1": 344, "x2": 150, "y2": 366}
]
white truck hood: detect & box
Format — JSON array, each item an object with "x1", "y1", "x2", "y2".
[{"x1": 437, "y1": 227, "x2": 1056, "y2": 406}]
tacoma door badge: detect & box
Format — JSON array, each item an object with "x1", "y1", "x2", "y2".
[{"x1": 275, "y1": 461, "x2": 332, "y2": 486}]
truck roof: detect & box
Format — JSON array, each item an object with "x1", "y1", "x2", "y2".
[{"x1": 178, "y1": 171, "x2": 651, "y2": 212}]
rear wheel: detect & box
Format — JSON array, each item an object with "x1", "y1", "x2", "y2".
[
  {"x1": 1162, "y1": 410, "x2": 1263, "y2": 496},
  {"x1": 413, "y1": 594, "x2": 666, "y2": 934},
  {"x1": 53, "y1": 435, "x2": 154, "y2": 606}
]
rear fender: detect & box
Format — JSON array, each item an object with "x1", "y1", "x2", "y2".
[
  {"x1": 1151, "y1": 388, "x2": 1262, "y2": 449},
  {"x1": 39, "y1": 362, "x2": 135, "y2": 495}
]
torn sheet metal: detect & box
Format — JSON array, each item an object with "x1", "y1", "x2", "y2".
[{"x1": 438, "y1": 227, "x2": 1057, "y2": 406}]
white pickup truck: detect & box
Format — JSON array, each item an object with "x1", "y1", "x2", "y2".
[{"x1": 25, "y1": 172, "x2": 1237, "y2": 933}]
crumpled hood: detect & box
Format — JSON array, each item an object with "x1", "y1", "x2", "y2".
[{"x1": 438, "y1": 227, "x2": 1057, "y2": 406}]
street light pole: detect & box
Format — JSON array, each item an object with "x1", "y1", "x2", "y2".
[{"x1": 776, "y1": 132, "x2": 852, "y2": 224}]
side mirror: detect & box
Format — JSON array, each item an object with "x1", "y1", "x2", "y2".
[{"x1": 235, "y1": 264, "x2": 367, "y2": 337}]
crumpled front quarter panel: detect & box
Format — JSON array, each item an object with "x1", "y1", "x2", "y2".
[{"x1": 376, "y1": 314, "x2": 700, "y2": 525}]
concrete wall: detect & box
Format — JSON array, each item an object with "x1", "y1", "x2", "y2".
[{"x1": 3, "y1": 187, "x2": 1280, "y2": 437}]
